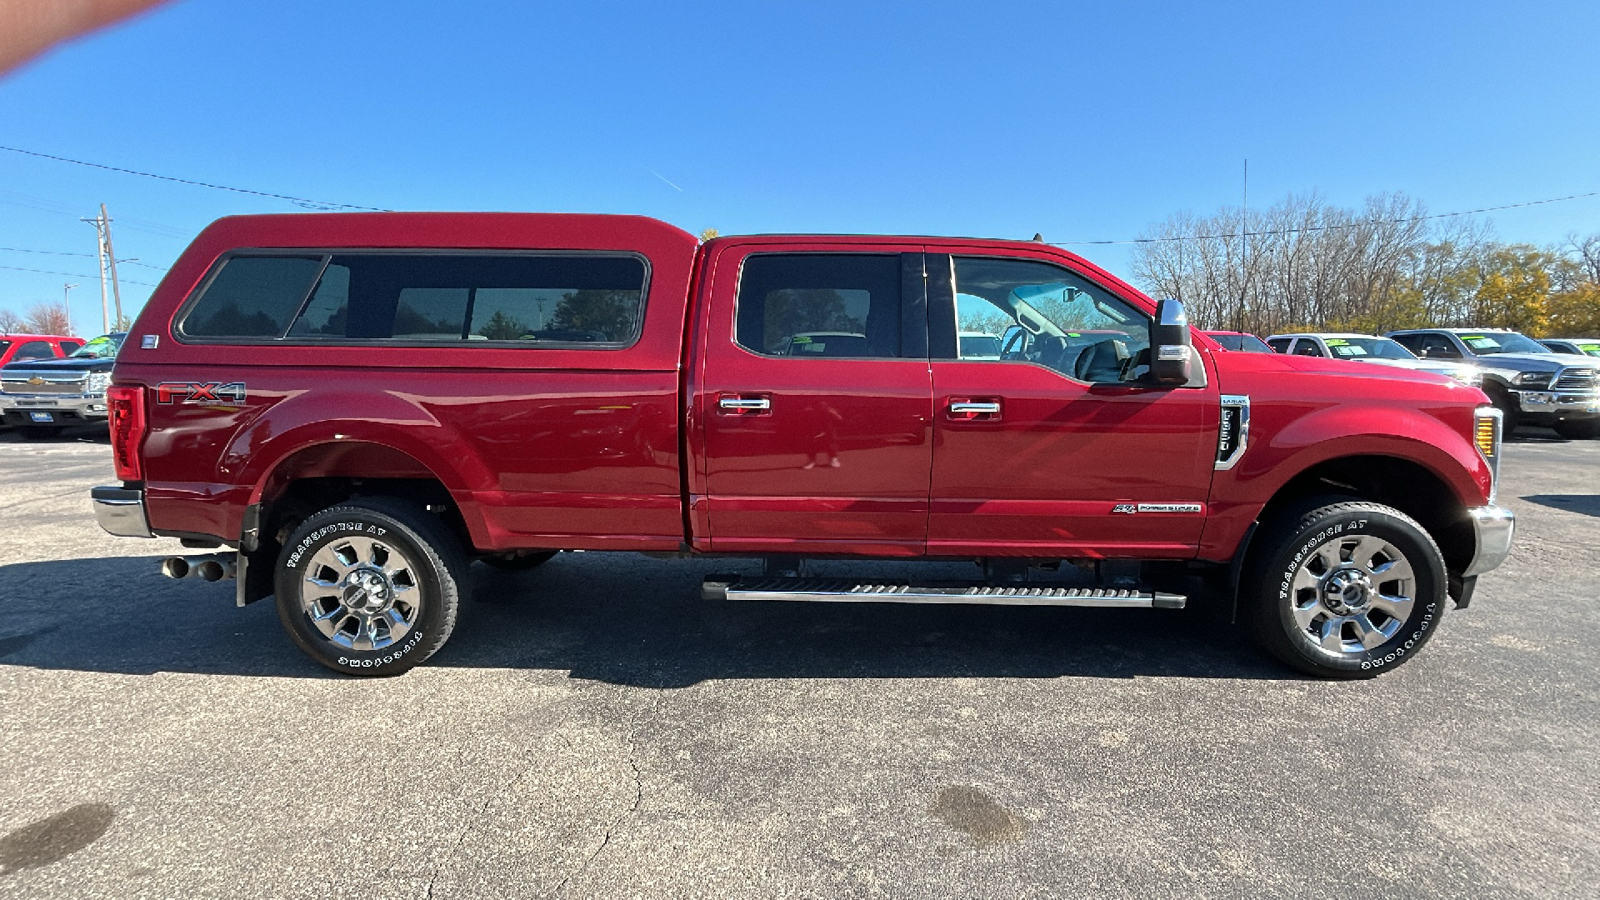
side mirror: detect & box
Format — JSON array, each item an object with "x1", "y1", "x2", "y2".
[{"x1": 1149, "y1": 299, "x2": 1194, "y2": 385}]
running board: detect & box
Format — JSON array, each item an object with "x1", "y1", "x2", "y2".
[{"x1": 702, "y1": 576, "x2": 1186, "y2": 609}]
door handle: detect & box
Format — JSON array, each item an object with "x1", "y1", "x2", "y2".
[
  {"x1": 718, "y1": 395, "x2": 771, "y2": 412},
  {"x1": 948, "y1": 401, "x2": 1000, "y2": 415}
]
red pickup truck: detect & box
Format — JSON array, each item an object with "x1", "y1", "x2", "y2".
[{"x1": 92, "y1": 213, "x2": 1514, "y2": 678}]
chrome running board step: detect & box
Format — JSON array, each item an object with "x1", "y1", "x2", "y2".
[{"x1": 702, "y1": 577, "x2": 1186, "y2": 609}]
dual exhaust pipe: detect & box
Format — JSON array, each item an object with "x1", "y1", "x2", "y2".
[{"x1": 160, "y1": 553, "x2": 237, "y2": 583}]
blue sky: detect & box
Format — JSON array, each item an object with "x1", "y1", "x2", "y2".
[{"x1": 2, "y1": 0, "x2": 1597, "y2": 332}]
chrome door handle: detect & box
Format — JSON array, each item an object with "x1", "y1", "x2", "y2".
[
  {"x1": 948, "y1": 401, "x2": 1000, "y2": 415},
  {"x1": 719, "y1": 397, "x2": 771, "y2": 411}
]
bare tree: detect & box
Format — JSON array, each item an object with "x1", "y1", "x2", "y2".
[
  {"x1": 0, "y1": 308, "x2": 25, "y2": 332},
  {"x1": 22, "y1": 303, "x2": 71, "y2": 335}
]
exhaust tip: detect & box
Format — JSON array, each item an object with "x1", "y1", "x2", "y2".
[
  {"x1": 195, "y1": 560, "x2": 225, "y2": 582},
  {"x1": 160, "y1": 557, "x2": 190, "y2": 579}
]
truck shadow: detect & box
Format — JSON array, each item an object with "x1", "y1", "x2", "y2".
[
  {"x1": 0, "y1": 553, "x2": 1291, "y2": 685},
  {"x1": 1520, "y1": 494, "x2": 1600, "y2": 518}
]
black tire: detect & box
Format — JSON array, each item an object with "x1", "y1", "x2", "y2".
[
  {"x1": 1244, "y1": 497, "x2": 1448, "y2": 679},
  {"x1": 275, "y1": 496, "x2": 468, "y2": 676},
  {"x1": 1483, "y1": 383, "x2": 1521, "y2": 436},
  {"x1": 481, "y1": 550, "x2": 558, "y2": 571},
  {"x1": 1553, "y1": 418, "x2": 1600, "y2": 440},
  {"x1": 18, "y1": 425, "x2": 62, "y2": 440}
]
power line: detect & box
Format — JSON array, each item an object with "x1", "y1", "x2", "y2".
[
  {"x1": 0, "y1": 144, "x2": 386, "y2": 212},
  {"x1": 1057, "y1": 190, "x2": 1600, "y2": 246},
  {"x1": 0, "y1": 263, "x2": 157, "y2": 287},
  {"x1": 0, "y1": 245, "x2": 168, "y2": 270}
]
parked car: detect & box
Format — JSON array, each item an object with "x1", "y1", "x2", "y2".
[
  {"x1": 0, "y1": 332, "x2": 124, "y2": 438},
  {"x1": 1203, "y1": 330, "x2": 1274, "y2": 352},
  {"x1": 958, "y1": 331, "x2": 1003, "y2": 360},
  {"x1": 0, "y1": 332, "x2": 83, "y2": 366},
  {"x1": 1538, "y1": 338, "x2": 1600, "y2": 358},
  {"x1": 93, "y1": 213, "x2": 1511, "y2": 680},
  {"x1": 1387, "y1": 328, "x2": 1599, "y2": 438},
  {"x1": 1265, "y1": 332, "x2": 1481, "y2": 386}
]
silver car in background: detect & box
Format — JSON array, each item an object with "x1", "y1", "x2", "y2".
[{"x1": 1265, "y1": 332, "x2": 1482, "y2": 386}]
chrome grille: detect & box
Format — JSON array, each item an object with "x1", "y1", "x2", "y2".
[
  {"x1": 1554, "y1": 367, "x2": 1598, "y2": 392},
  {"x1": 1, "y1": 373, "x2": 87, "y2": 395}
]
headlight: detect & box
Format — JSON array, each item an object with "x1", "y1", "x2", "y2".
[
  {"x1": 1513, "y1": 371, "x2": 1552, "y2": 388},
  {"x1": 85, "y1": 372, "x2": 111, "y2": 393},
  {"x1": 1452, "y1": 367, "x2": 1482, "y2": 386}
]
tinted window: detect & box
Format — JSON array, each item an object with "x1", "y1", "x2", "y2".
[
  {"x1": 14, "y1": 340, "x2": 54, "y2": 359},
  {"x1": 59, "y1": 340, "x2": 82, "y2": 353},
  {"x1": 182, "y1": 256, "x2": 324, "y2": 337},
  {"x1": 192, "y1": 253, "x2": 646, "y2": 345},
  {"x1": 1419, "y1": 334, "x2": 1461, "y2": 359},
  {"x1": 1293, "y1": 339, "x2": 1324, "y2": 356},
  {"x1": 952, "y1": 257, "x2": 1150, "y2": 383},
  {"x1": 736, "y1": 254, "x2": 903, "y2": 358},
  {"x1": 1266, "y1": 337, "x2": 1291, "y2": 353}
]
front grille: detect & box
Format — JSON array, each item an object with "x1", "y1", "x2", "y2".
[
  {"x1": 1554, "y1": 368, "x2": 1598, "y2": 392},
  {"x1": 1, "y1": 374, "x2": 87, "y2": 395}
]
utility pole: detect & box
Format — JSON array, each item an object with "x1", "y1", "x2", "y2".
[
  {"x1": 83, "y1": 208, "x2": 110, "y2": 333},
  {"x1": 1239, "y1": 159, "x2": 1249, "y2": 332},
  {"x1": 62, "y1": 283, "x2": 80, "y2": 336},
  {"x1": 101, "y1": 204, "x2": 124, "y2": 330},
  {"x1": 81, "y1": 205, "x2": 126, "y2": 332}
]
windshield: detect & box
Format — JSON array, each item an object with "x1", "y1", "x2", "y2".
[
  {"x1": 69, "y1": 334, "x2": 123, "y2": 359},
  {"x1": 1458, "y1": 332, "x2": 1547, "y2": 355},
  {"x1": 1210, "y1": 333, "x2": 1273, "y2": 353},
  {"x1": 1324, "y1": 337, "x2": 1415, "y2": 360},
  {"x1": 1561, "y1": 341, "x2": 1600, "y2": 358}
]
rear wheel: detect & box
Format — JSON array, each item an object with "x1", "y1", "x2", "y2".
[
  {"x1": 275, "y1": 497, "x2": 467, "y2": 676},
  {"x1": 1244, "y1": 498, "x2": 1448, "y2": 678},
  {"x1": 1553, "y1": 418, "x2": 1600, "y2": 440}
]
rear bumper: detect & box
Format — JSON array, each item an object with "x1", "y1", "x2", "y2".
[
  {"x1": 91, "y1": 485, "x2": 153, "y2": 538},
  {"x1": 1463, "y1": 505, "x2": 1515, "y2": 577}
]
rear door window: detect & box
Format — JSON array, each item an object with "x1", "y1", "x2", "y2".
[
  {"x1": 735, "y1": 254, "x2": 906, "y2": 358},
  {"x1": 13, "y1": 340, "x2": 55, "y2": 359}
]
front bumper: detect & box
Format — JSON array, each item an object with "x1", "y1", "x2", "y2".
[
  {"x1": 1511, "y1": 389, "x2": 1600, "y2": 418},
  {"x1": 0, "y1": 391, "x2": 110, "y2": 426},
  {"x1": 91, "y1": 486, "x2": 153, "y2": 538},
  {"x1": 1463, "y1": 505, "x2": 1515, "y2": 576}
]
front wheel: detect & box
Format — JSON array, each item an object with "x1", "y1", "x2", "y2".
[
  {"x1": 1244, "y1": 499, "x2": 1448, "y2": 678},
  {"x1": 275, "y1": 497, "x2": 468, "y2": 676}
]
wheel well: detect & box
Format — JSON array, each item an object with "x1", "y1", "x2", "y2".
[
  {"x1": 255, "y1": 442, "x2": 472, "y2": 554},
  {"x1": 1255, "y1": 455, "x2": 1474, "y2": 576}
]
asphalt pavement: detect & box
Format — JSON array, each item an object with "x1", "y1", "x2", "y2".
[{"x1": 0, "y1": 424, "x2": 1595, "y2": 899}]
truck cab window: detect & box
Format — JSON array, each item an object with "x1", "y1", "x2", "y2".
[
  {"x1": 735, "y1": 254, "x2": 903, "y2": 358},
  {"x1": 951, "y1": 257, "x2": 1149, "y2": 383}
]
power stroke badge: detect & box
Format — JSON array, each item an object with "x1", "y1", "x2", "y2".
[{"x1": 1111, "y1": 503, "x2": 1204, "y2": 514}]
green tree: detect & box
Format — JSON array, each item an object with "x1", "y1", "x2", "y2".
[
  {"x1": 476, "y1": 309, "x2": 529, "y2": 340},
  {"x1": 549, "y1": 290, "x2": 639, "y2": 340}
]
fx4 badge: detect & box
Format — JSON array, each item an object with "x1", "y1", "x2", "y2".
[{"x1": 157, "y1": 382, "x2": 247, "y2": 406}]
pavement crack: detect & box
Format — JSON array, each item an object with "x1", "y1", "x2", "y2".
[
  {"x1": 543, "y1": 740, "x2": 643, "y2": 898},
  {"x1": 424, "y1": 755, "x2": 526, "y2": 900}
]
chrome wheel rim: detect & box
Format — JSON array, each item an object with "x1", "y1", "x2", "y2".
[
  {"x1": 1288, "y1": 534, "x2": 1416, "y2": 656},
  {"x1": 299, "y1": 536, "x2": 421, "y2": 651}
]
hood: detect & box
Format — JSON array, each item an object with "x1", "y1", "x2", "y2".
[
  {"x1": 1357, "y1": 358, "x2": 1474, "y2": 378},
  {"x1": 1467, "y1": 352, "x2": 1591, "y2": 373},
  {"x1": 1, "y1": 356, "x2": 116, "y2": 375},
  {"x1": 1272, "y1": 353, "x2": 1457, "y2": 385}
]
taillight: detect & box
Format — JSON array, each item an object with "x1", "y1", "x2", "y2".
[{"x1": 107, "y1": 385, "x2": 146, "y2": 482}]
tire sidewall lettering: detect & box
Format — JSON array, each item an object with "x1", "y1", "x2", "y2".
[
  {"x1": 1275, "y1": 513, "x2": 1439, "y2": 672},
  {"x1": 284, "y1": 522, "x2": 390, "y2": 570}
]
